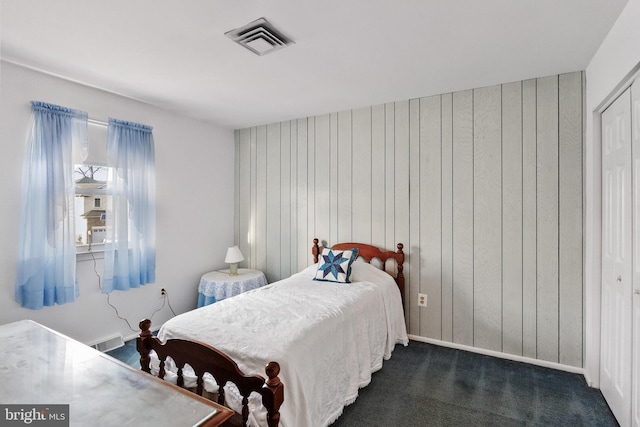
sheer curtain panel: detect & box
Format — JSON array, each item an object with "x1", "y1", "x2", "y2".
[
  {"x1": 103, "y1": 118, "x2": 156, "y2": 293},
  {"x1": 15, "y1": 101, "x2": 88, "y2": 309}
]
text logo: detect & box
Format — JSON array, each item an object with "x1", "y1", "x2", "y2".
[{"x1": 0, "y1": 405, "x2": 69, "y2": 426}]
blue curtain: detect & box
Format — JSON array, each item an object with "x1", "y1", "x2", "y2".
[
  {"x1": 103, "y1": 118, "x2": 156, "y2": 293},
  {"x1": 15, "y1": 101, "x2": 88, "y2": 309}
]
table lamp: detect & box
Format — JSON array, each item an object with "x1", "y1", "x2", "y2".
[{"x1": 225, "y1": 246, "x2": 244, "y2": 276}]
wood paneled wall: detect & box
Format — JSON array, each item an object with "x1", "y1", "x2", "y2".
[{"x1": 234, "y1": 71, "x2": 584, "y2": 367}]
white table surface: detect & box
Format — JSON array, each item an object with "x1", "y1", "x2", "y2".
[{"x1": 0, "y1": 320, "x2": 232, "y2": 426}]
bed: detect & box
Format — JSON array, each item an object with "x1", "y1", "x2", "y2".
[{"x1": 138, "y1": 239, "x2": 408, "y2": 427}]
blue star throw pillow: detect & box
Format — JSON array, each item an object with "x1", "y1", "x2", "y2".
[{"x1": 314, "y1": 247, "x2": 359, "y2": 283}]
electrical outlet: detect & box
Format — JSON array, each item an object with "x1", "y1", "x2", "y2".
[
  {"x1": 418, "y1": 293, "x2": 428, "y2": 307},
  {"x1": 159, "y1": 288, "x2": 167, "y2": 299}
]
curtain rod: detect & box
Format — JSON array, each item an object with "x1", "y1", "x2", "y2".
[{"x1": 88, "y1": 118, "x2": 108, "y2": 127}]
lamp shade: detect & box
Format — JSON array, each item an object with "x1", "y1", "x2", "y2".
[{"x1": 225, "y1": 246, "x2": 244, "y2": 264}]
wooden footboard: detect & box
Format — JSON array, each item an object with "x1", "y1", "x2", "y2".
[{"x1": 137, "y1": 319, "x2": 284, "y2": 427}]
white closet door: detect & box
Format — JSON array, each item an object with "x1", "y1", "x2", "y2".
[
  {"x1": 632, "y1": 80, "x2": 640, "y2": 427},
  {"x1": 602, "y1": 87, "x2": 632, "y2": 427}
]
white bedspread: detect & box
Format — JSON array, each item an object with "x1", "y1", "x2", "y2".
[{"x1": 157, "y1": 261, "x2": 408, "y2": 427}]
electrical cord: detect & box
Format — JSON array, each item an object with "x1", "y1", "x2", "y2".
[
  {"x1": 158, "y1": 288, "x2": 177, "y2": 317},
  {"x1": 87, "y1": 240, "x2": 174, "y2": 333}
]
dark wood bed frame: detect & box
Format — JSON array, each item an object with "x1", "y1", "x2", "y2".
[
  {"x1": 137, "y1": 238, "x2": 405, "y2": 426},
  {"x1": 137, "y1": 319, "x2": 283, "y2": 427}
]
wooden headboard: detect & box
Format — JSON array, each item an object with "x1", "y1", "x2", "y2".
[{"x1": 312, "y1": 238, "x2": 405, "y2": 305}]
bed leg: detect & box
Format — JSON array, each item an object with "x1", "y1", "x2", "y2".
[
  {"x1": 263, "y1": 361, "x2": 284, "y2": 427},
  {"x1": 137, "y1": 318, "x2": 153, "y2": 373},
  {"x1": 241, "y1": 396, "x2": 250, "y2": 427}
]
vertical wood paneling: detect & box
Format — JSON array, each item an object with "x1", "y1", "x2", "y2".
[
  {"x1": 266, "y1": 123, "x2": 281, "y2": 280},
  {"x1": 353, "y1": 107, "x2": 373, "y2": 243},
  {"x1": 558, "y1": 72, "x2": 583, "y2": 366},
  {"x1": 452, "y1": 90, "x2": 474, "y2": 346},
  {"x1": 395, "y1": 100, "x2": 411, "y2": 319},
  {"x1": 441, "y1": 93, "x2": 454, "y2": 342},
  {"x1": 409, "y1": 98, "x2": 422, "y2": 335},
  {"x1": 307, "y1": 117, "x2": 316, "y2": 249},
  {"x1": 522, "y1": 79, "x2": 538, "y2": 359},
  {"x1": 315, "y1": 115, "x2": 331, "y2": 244},
  {"x1": 255, "y1": 125, "x2": 268, "y2": 275},
  {"x1": 249, "y1": 128, "x2": 257, "y2": 268},
  {"x1": 371, "y1": 105, "x2": 386, "y2": 248},
  {"x1": 502, "y1": 81, "x2": 524, "y2": 356},
  {"x1": 473, "y1": 85, "x2": 503, "y2": 351},
  {"x1": 536, "y1": 75, "x2": 560, "y2": 363},
  {"x1": 337, "y1": 110, "x2": 352, "y2": 243},
  {"x1": 289, "y1": 121, "x2": 298, "y2": 273},
  {"x1": 281, "y1": 121, "x2": 292, "y2": 278},
  {"x1": 235, "y1": 72, "x2": 584, "y2": 368},
  {"x1": 420, "y1": 95, "x2": 442, "y2": 339},
  {"x1": 237, "y1": 128, "x2": 252, "y2": 267},
  {"x1": 385, "y1": 103, "x2": 396, "y2": 260},
  {"x1": 330, "y1": 113, "x2": 339, "y2": 246},
  {"x1": 296, "y1": 119, "x2": 308, "y2": 272},
  {"x1": 234, "y1": 131, "x2": 240, "y2": 249},
  {"x1": 582, "y1": 72, "x2": 587, "y2": 369}
]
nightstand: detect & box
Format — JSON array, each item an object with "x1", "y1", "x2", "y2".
[{"x1": 197, "y1": 268, "x2": 267, "y2": 307}]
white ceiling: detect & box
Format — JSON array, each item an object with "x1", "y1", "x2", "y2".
[{"x1": 0, "y1": 0, "x2": 629, "y2": 129}]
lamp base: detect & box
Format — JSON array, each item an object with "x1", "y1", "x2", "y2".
[{"x1": 229, "y1": 263, "x2": 239, "y2": 276}]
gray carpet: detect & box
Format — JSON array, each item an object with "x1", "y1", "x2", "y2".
[
  {"x1": 107, "y1": 337, "x2": 143, "y2": 367},
  {"x1": 332, "y1": 341, "x2": 617, "y2": 427},
  {"x1": 108, "y1": 339, "x2": 618, "y2": 426}
]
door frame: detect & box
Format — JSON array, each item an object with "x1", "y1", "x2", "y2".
[{"x1": 587, "y1": 63, "x2": 640, "y2": 389}]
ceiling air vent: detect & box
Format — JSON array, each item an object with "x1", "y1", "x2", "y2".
[{"x1": 225, "y1": 17, "x2": 294, "y2": 56}]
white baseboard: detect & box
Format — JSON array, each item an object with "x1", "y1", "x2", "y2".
[
  {"x1": 407, "y1": 334, "x2": 587, "y2": 378},
  {"x1": 583, "y1": 370, "x2": 597, "y2": 388},
  {"x1": 88, "y1": 333, "x2": 124, "y2": 352}
]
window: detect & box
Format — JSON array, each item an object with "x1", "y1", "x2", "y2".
[
  {"x1": 74, "y1": 121, "x2": 110, "y2": 249},
  {"x1": 16, "y1": 102, "x2": 156, "y2": 310},
  {"x1": 75, "y1": 118, "x2": 156, "y2": 293},
  {"x1": 74, "y1": 164, "x2": 110, "y2": 246}
]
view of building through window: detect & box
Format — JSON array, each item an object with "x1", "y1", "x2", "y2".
[{"x1": 74, "y1": 164, "x2": 110, "y2": 246}]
